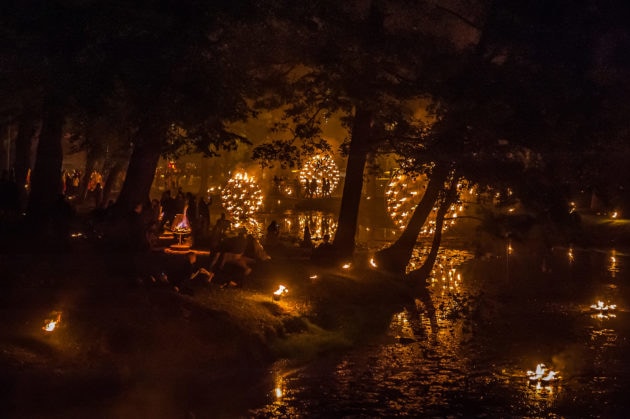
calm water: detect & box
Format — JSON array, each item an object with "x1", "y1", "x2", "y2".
[{"x1": 247, "y1": 244, "x2": 630, "y2": 418}]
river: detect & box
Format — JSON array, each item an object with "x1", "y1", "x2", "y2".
[{"x1": 246, "y1": 242, "x2": 630, "y2": 418}]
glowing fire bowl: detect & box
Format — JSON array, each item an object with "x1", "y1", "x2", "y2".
[
  {"x1": 42, "y1": 311, "x2": 62, "y2": 332},
  {"x1": 526, "y1": 363, "x2": 560, "y2": 387},
  {"x1": 273, "y1": 285, "x2": 288, "y2": 301}
]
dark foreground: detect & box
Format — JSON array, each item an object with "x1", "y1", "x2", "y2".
[
  {"x1": 0, "y1": 233, "x2": 412, "y2": 418},
  {"x1": 2, "y1": 214, "x2": 630, "y2": 418}
]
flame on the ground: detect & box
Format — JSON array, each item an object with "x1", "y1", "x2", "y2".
[
  {"x1": 43, "y1": 312, "x2": 62, "y2": 332},
  {"x1": 273, "y1": 285, "x2": 288, "y2": 300},
  {"x1": 341, "y1": 262, "x2": 351, "y2": 270}
]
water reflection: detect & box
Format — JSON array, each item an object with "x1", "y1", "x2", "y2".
[
  {"x1": 609, "y1": 249, "x2": 619, "y2": 278},
  {"x1": 249, "y1": 246, "x2": 630, "y2": 417},
  {"x1": 257, "y1": 210, "x2": 337, "y2": 243}
]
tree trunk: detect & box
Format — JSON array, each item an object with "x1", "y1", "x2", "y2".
[
  {"x1": 102, "y1": 161, "x2": 125, "y2": 207},
  {"x1": 407, "y1": 175, "x2": 458, "y2": 287},
  {"x1": 114, "y1": 123, "x2": 166, "y2": 215},
  {"x1": 26, "y1": 96, "x2": 64, "y2": 230},
  {"x1": 198, "y1": 156, "x2": 210, "y2": 197},
  {"x1": 14, "y1": 113, "x2": 40, "y2": 210},
  {"x1": 331, "y1": 107, "x2": 372, "y2": 260},
  {"x1": 374, "y1": 162, "x2": 451, "y2": 274},
  {"x1": 79, "y1": 152, "x2": 98, "y2": 202}
]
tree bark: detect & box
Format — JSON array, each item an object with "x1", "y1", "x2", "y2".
[
  {"x1": 198, "y1": 156, "x2": 210, "y2": 197},
  {"x1": 79, "y1": 152, "x2": 98, "y2": 202},
  {"x1": 407, "y1": 174, "x2": 458, "y2": 287},
  {"x1": 102, "y1": 161, "x2": 125, "y2": 207},
  {"x1": 374, "y1": 162, "x2": 451, "y2": 274},
  {"x1": 26, "y1": 95, "x2": 64, "y2": 229},
  {"x1": 14, "y1": 113, "x2": 40, "y2": 210},
  {"x1": 331, "y1": 107, "x2": 372, "y2": 260},
  {"x1": 114, "y1": 122, "x2": 166, "y2": 215}
]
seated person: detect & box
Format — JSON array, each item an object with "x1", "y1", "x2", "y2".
[
  {"x1": 173, "y1": 251, "x2": 213, "y2": 295},
  {"x1": 209, "y1": 228, "x2": 254, "y2": 276}
]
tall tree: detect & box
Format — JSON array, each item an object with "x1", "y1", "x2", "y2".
[{"x1": 252, "y1": 0, "x2": 474, "y2": 260}]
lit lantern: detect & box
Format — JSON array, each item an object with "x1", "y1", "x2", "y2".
[
  {"x1": 221, "y1": 171, "x2": 264, "y2": 221},
  {"x1": 273, "y1": 285, "x2": 288, "y2": 301},
  {"x1": 299, "y1": 154, "x2": 340, "y2": 198}
]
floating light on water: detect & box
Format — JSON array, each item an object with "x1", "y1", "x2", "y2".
[
  {"x1": 526, "y1": 363, "x2": 559, "y2": 386},
  {"x1": 273, "y1": 285, "x2": 288, "y2": 301},
  {"x1": 609, "y1": 249, "x2": 618, "y2": 278},
  {"x1": 590, "y1": 300, "x2": 617, "y2": 319},
  {"x1": 299, "y1": 154, "x2": 340, "y2": 198},
  {"x1": 42, "y1": 312, "x2": 62, "y2": 332},
  {"x1": 221, "y1": 171, "x2": 263, "y2": 221}
]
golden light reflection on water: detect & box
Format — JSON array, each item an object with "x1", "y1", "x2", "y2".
[
  {"x1": 252, "y1": 246, "x2": 630, "y2": 417},
  {"x1": 259, "y1": 211, "x2": 338, "y2": 242},
  {"x1": 609, "y1": 249, "x2": 618, "y2": 278}
]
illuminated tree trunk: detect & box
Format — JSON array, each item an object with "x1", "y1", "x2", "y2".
[
  {"x1": 331, "y1": 107, "x2": 372, "y2": 260},
  {"x1": 115, "y1": 122, "x2": 166, "y2": 214},
  {"x1": 374, "y1": 162, "x2": 451, "y2": 274},
  {"x1": 26, "y1": 95, "x2": 64, "y2": 229},
  {"x1": 407, "y1": 175, "x2": 458, "y2": 286}
]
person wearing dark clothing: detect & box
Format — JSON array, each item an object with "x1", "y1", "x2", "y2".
[
  {"x1": 209, "y1": 228, "x2": 253, "y2": 282},
  {"x1": 301, "y1": 225, "x2": 313, "y2": 248},
  {"x1": 311, "y1": 233, "x2": 335, "y2": 264},
  {"x1": 266, "y1": 220, "x2": 280, "y2": 246},
  {"x1": 209, "y1": 212, "x2": 231, "y2": 250},
  {"x1": 172, "y1": 252, "x2": 213, "y2": 295},
  {"x1": 128, "y1": 202, "x2": 149, "y2": 252},
  {"x1": 197, "y1": 196, "x2": 210, "y2": 238},
  {"x1": 93, "y1": 182, "x2": 103, "y2": 208},
  {"x1": 160, "y1": 190, "x2": 177, "y2": 229},
  {"x1": 50, "y1": 194, "x2": 76, "y2": 250}
]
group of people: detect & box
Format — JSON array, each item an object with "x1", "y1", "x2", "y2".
[
  {"x1": 123, "y1": 190, "x2": 272, "y2": 294},
  {"x1": 145, "y1": 225, "x2": 271, "y2": 295}
]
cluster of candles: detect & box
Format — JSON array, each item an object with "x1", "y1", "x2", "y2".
[
  {"x1": 298, "y1": 154, "x2": 340, "y2": 198},
  {"x1": 385, "y1": 171, "x2": 464, "y2": 232},
  {"x1": 221, "y1": 171, "x2": 263, "y2": 221}
]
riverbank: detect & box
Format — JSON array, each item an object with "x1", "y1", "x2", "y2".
[
  {"x1": 0, "y1": 229, "x2": 414, "y2": 417},
  {"x1": 0, "y1": 209, "x2": 627, "y2": 417}
]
